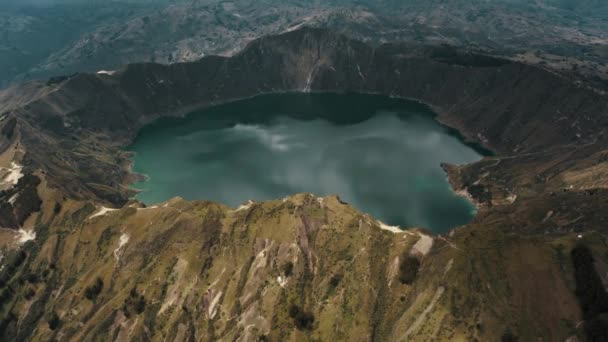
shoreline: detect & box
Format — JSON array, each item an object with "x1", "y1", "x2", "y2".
[
  {"x1": 121, "y1": 93, "x2": 489, "y2": 236},
  {"x1": 441, "y1": 162, "x2": 483, "y2": 211}
]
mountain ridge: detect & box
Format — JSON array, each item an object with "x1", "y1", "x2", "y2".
[{"x1": 2, "y1": 0, "x2": 607, "y2": 89}]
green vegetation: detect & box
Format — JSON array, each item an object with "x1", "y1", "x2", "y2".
[
  {"x1": 329, "y1": 273, "x2": 343, "y2": 288},
  {"x1": 571, "y1": 244, "x2": 608, "y2": 340},
  {"x1": 23, "y1": 288, "x2": 36, "y2": 300},
  {"x1": 24, "y1": 272, "x2": 39, "y2": 284},
  {"x1": 288, "y1": 304, "x2": 314, "y2": 330},
  {"x1": 53, "y1": 202, "x2": 62, "y2": 215},
  {"x1": 97, "y1": 227, "x2": 115, "y2": 252},
  {"x1": 501, "y1": 328, "x2": 518, "y2": 342},
  {"x1": 84, "y1": 277, "x2": 104, "y2": 301},
  {"x1": 47, "y1": 312, "x2": 60, "y2": 331},
  {"x1": 282, "y1": 262, "x2": 293, "y2": 277},
  {"x1": 0, "y1": 250, "x2": 26, "y2": 287},
  {"x1": 398, "y1": 256, "x2": 420, "y2": 285},
  {"x1": 123, "y1": 287, "x2": 146, "y2": 317}
]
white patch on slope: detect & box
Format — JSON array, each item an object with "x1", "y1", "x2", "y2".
[
  {"x1": 411, "y1": 233, "x2": 434, "y2": 256},
  {"x1": 1, "y1": 162, "x2": 24, "y2": 187},
  {"x1": 233, "y1": 200, "x2": 255, "y2": 212},
  {"x1": 88, "y1": 206, "x2": 118, "y2": 220},
  {"x1": 276, "y1": 276, "x2": 288, "y2": 288},
  {"x1": 136, "y1": 205, "x2": 159, "y2": 211},
  {"x1": 356, "y1": 64, "x2": 366, "y2": 80},
  {"x1": 542, "y1": 210, "x2": 554, "y2": 223},
  {"x1": 114, "y1": 233, "x2": 129, "y2": 262},
  {"x1": 96, "y1": 70, "x2": 116, "y2": 76},
  {"x1": 376, "y1": 220, "x2": 406, "y2": 234},
  {"x1": 158, "y1": 259, "x2": 188, "y2": 315},
  {"x1": 284, "y1": 15, "x2": 314, "y2": 33},
  {"x1": 387, "y1": 256, "x2": 400, "y2": 287},
  {"x1": 8, "y1": 193, "x2": 18, "y2": 205},
  {"x1": 404, "y1": 286, "x2": 445, "y2": 339},
  {"x1": 304, "y1": 68, "x2": 315, "y2": 92},
  {"x1": 208, "y1": 291, "x2": 223, "y2": 319},
  {"x1": 443, "y1": 259, "x2": 454, "y2": 278},
  {"x1": 17, "y1": 229, "x2": 36, "y2": 244},
  {"x1": 207, "y1": 268, "x2": 226, "y2": 290}
]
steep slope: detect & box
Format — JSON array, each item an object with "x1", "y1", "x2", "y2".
[
  {"x1": 0, "y1": 28, "x2": 607, "y2": 341},
  {"x1": 2, "y1": 190, "x2": 601, "y2": 341}
]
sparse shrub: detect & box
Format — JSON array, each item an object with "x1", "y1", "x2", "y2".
[
  {"x1": 25, "y1": 272, "x2": 39, "y2": 283},
  {"x1": 123, "y1": 287, "x2": 146, "y2": 316},
  {"x1": 288, "y1": 304, "x2": 314, "y2": 330},
  {"x1": 122, "y1": 304, "x2": 131, "y2": 319},
  {"x1": 398, "y1": 256, "x2": 420, "y2": 285},
  {"x1": 134, "y1": 295, "x2": 146, "y2": 314},
  {"x1": 288, "y1": 304, "x2": 299, "y2": 318},
  {"x1": 501, "y1": 328, "x2": 517, "y2": 342},
  {"x1": 572, "y1": 244, "x2": 608, "y2": 317},
  {"x1": 84, "y1": 277, "x2": 104, "y2": 300},
  {"x1": 24, "y1": 288, "x2": 36, "y2": 300},
  {"x1": 0, "y1": 250, "x2": 27, "y2": 288},
  {"x1": 97, "y1": 227, "x2": 114, "y2": 251},
  {"x1": 47, "y1": 312, "x2": 60, "y2": 330},
  {"x1": 283, "y1": 262, "x2": 294, "y2": 277},
  {"x1": 585, "y1": 318, "x2": 608, "y2": 341},
  {"x1": 329, "y1": 273, "x2": 343, "y2": 288},
  {"x1": 571, "y1": 244, "x2": 608, "y2": 340}
]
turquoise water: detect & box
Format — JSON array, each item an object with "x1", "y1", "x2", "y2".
[{"x1": 129, "y1": 93, "x2": 484, "y2": 233}]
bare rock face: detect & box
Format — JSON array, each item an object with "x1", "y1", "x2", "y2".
[{"x1": 0, "y1": 28, "x2": 607, "y2": 341}]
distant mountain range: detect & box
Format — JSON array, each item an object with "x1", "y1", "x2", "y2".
[
  {"x1": 1, "y1": 0, "x2": 606, "y2": 89},
  {"x1": 1, "y1": 27, "x2": 607, "y2": 341}
]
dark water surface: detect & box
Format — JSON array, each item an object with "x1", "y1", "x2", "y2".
[{"x1": 129, "y1": 93, "x2": 484, "y2": 233}]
